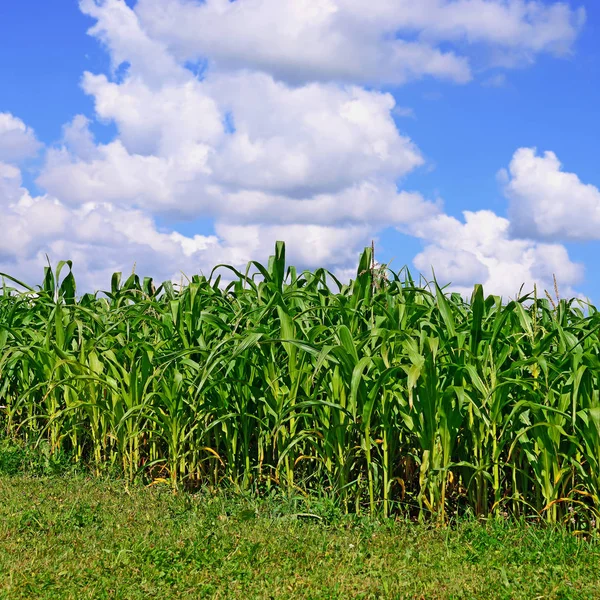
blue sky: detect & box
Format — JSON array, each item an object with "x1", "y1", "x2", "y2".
[{"x1": 0, "y1": 0, "x2": 599, "y2": 300}]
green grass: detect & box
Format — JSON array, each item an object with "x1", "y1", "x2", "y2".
[{"x1": 1, "y1": 475, "x2": 600, "y2": 599}]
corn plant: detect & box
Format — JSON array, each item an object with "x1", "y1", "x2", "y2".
[{"x1": 1, "y1": 242, "x2": 599, "y2": 527}]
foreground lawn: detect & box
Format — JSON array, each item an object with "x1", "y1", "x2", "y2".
[{"x1": 1, "y1": 477, "x2": 599, "y2": 599}]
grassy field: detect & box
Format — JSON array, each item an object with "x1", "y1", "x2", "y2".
[{"x1": 1, "y1": 475, "x2": 600, "y2": 600}]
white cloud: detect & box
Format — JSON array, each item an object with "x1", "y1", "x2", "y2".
[
  {"x1": 211, "y1": 184, "x2": 439, "y2": 227},
  {"x1": 504, "y1": 147, "x2": 600, "y2": 241},
  {"x1": 61, "y1": 115, "x2": 103, "y2": 160},
  {"x1": 37, "y1": 6, "x2": 437, "y2": 258},
  {"x1": 67, "y1": 69, "x2": 424, "y2": 198},
  {"x1": 1, "y1": 165, "x2": 374, "y2": 290},
  {"x1": 0, "y1": 113, "x2": 42, "y2": 163},
  {"x1": 39, "y1": 140, "x2": 183, "y2": 212},
  {"x1": 409, "y1": 210, "x2": 584, "y2": 298},
  {"x1": 39, "y1": 75, "x2": 433, "y2": 222},
  {"x1": 79, "y1": 0, "x2": 188, "y2": 85},
  {"x1": 0, "y1": 160, "x2": 224, "y2": 289},
  {"x1": 398, "y1": 0, "x2": 584, "y2": 53},
  {"x1": 82, "y1": 73, "x2": 223, "y2": 155},
  {"x1": 0, "y1": 1, "x2": 590, "y2": 298},
  {"x1": 0, "y1": 162, "x2": 23, "y2": 204},
  {"x1": 3, "y1": 130, "x2": 402, "y2": 291},
  {"x1": 133, "y1": 0, "x2": 584, "y2": 84},
  {"x1": 206, "y1": 72, "x2": 424, "y2": 195},
  {"x1": 215, "y1": 222, "x2": 372, "y2": 270},
  {"x1": 131, "y1": 0, "x2": 471, "y2": 85}
]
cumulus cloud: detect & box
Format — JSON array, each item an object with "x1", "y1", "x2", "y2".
[
  {"x1": 0, "y1": 113, "x2": 42, "y2": 163},
  {"x1": 2, "y1": 126, "x2": 400, "y2": 291},
  {"x1": 0, "y1": 160, "x2": 224, "y2": 289},
  {"x1": 214, "y1": 222, "x2": 373, "y2": 271},
  {"x1": 130, "y1": 0, "x2": 471, "y2": 85},
  {"x1": 0, "y1": 159, "x2": 378, "y2": 289},
  {"x1": 503, "y1": 148, "x2": 600, "y2": 241},
  {"x1": 132, "y1": 0, "x2": 584, "y2": 84},
  {"x1": 80, "y1": 0, "x2": 188, "y2": 85},
  {"x1": 211, "y1": 185, "x2": 438, "y2": 228},
  {"x1": 409, "y1": 210, "x2": 584, "y2": 298},
  {"x1": 54, "y1": 70, "x2": 422, "y2": 199},
  {"x1": 39, "y1": 73, "x2": 432, "y2": 219},
  {"x1": 39, "y1": 139, "x2": 185, "y2": 212},
  {"x1": 0, "y1": 0, "x2": 589, "y2": 297},
  {"x1": 399, "y1": 0, "x2": 584, "y2": 54},
  {"x1": 35, "y1": 0, "x2": 439, "y2": 274},
  {"x1": 206, "y1": 73, "x2": 424, "y2": 195}
]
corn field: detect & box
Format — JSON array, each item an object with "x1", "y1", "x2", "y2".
[{"x1": 2, "y1": 242, "x2": 600, "y2": 527}]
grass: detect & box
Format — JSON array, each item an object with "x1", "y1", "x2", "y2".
[{"x1": 1, "y1": 475, "x2": 600, "y2": 599}]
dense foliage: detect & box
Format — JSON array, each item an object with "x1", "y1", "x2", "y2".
[{"x1": 2, "y1": 243, "x2": 600, "y2": 526}]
